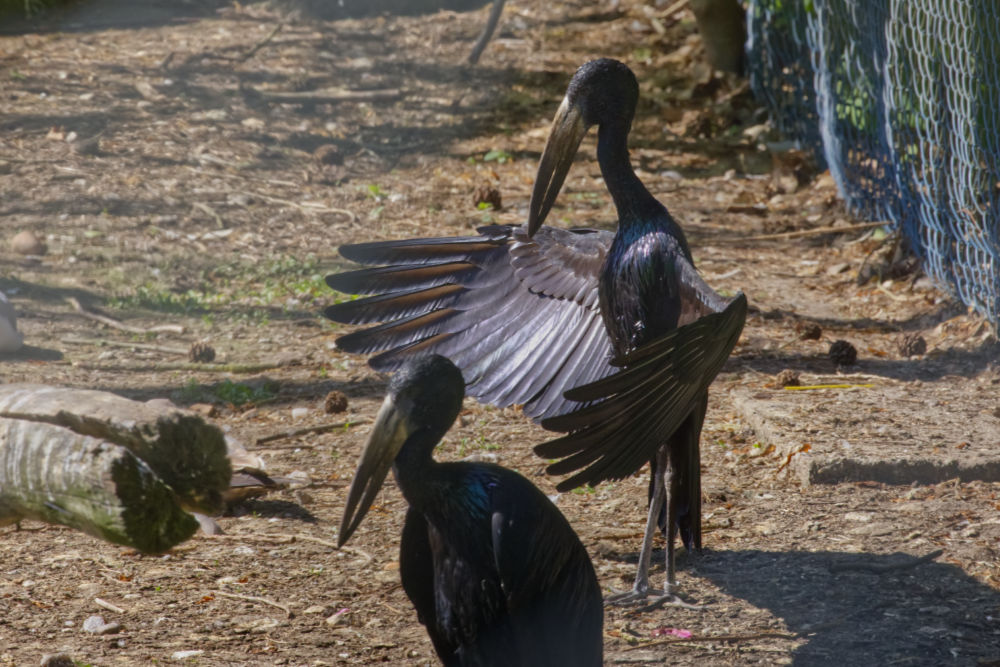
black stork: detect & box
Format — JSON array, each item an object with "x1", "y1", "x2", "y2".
[
  {"x1": 338, "y1": 354, "x2": 603, "y2": 666},
  {"x1": 325, "y1": 58, "x2": 747, "y2": 607}
]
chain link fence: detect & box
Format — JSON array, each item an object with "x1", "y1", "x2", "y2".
[{"x1": 747, "y1": 0, "x2": 1000, "y2": 327}]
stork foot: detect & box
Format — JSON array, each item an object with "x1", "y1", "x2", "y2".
[{"x1": 605, "y1": 586, "x2": 703, "y2": 611}]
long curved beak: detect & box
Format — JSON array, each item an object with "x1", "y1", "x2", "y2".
[
  {"x1": 338, "y1": 394, "x2": 411, "y2": 547},
  {"x1": 527, "y1": 97, "x2": 588, "y2": 237}
]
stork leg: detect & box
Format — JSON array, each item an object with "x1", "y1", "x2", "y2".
[
  {"x1": 605, "y1": 456, "x2": 664, "y2": 604},
  {"x1": 605, "y1": 446, "x2": 702, "y2": 610}
]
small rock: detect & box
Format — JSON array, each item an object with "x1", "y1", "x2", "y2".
[
  {"x1": 291, "y1": 407, "x2": 310, "y2": 420},
  {"x1": 323, "y1": 390, "x2": 349, "y2": 414},
  {"x1": 188, "y1": 341, "x2": 216, "y2": 363},
  {"x1": 192, "y1": 512, "x2": 223, "y2": 536},
  {"x1": 325, "y1": 608, "x2": 350, "y2": 626},
  {"x1": 794, "y1": 320, "x2": 822, "y2": 340},
  {"x1": 10, "y1": 230, "x2": 46, "y2": 255},
  {"x1": 72, "y1": 135, "x2": 102, "y2": 156},
  {"x1": 227, "y1": 193, "x2": 251, "y2": 207},
  {"x1": 897, "y1": 332, "x2": 927, "y2": 357},
  {"x1": 171, "y1": 650, "x2": 205, "y2": 660},
  {"x1": 82, "y1": 615, "x2": 121, "y2": 635},
  {"x1": 754, "y1": 520, "x2": 779, "y2": 535},
  {"x1": 189, "y1": 403, "x2": 218, "y2": 418},
  {"x1": 303, "y1": 605, "x2": 327, "y2": 615},
  {"x1": 472, "y1": 183, "x2": 502, "y2": 210},
  {"x1": 775, "y1": 369, "x2": 800, "y2": 387},
  {"x1": 40, "y1": 653, "x2": 76, "y2": 667},
  {"x1": 829, "y1": 339, "x2": 857, "y2": 365}
]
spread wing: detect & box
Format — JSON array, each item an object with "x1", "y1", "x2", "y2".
[
  {"x1": 325, "y1": 224, "x2": 616, "y2": 420},
  {"x1": 535, "y1": 292, "x2": 747, "y2": 491}
]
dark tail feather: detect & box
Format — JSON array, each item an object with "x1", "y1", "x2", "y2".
[{"x1": 651, "y1": 394, "x2": 707, "y2": 551}]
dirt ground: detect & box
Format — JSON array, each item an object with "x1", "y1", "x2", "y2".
[{"x1": 2, "y1": 0, "x2": 999, "y2": 664}]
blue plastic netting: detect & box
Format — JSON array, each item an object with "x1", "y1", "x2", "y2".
[{"x1": 747, "y1": 0, "x2": 1000, "y2": 326}]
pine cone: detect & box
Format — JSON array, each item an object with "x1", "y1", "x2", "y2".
[
  {"x1": 324, "y1": 390, "x2": 349, "y2": 414},
  {"x1": 794, "y1": 321, "x2": 822, "y2": 340},
  {"x1": 776, "y1": 369, "x2": 800, "y2": 387},
  {"x1": 472, "y1": 183, "x2": 502, "y2": 210},
  {"x1": 189, "y1": 341, "x2": 216, "y2": 363},
  {"x1": 828, "y1": 339, "x2": 857, "y2": 366},
  {"x1": 897, "y1": 333, "x2": 927, "y2": 357}
]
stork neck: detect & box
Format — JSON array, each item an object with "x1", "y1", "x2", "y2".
[
  {"x1": 391, "y1": 430, "x2": 438, "y2": 506},
  {"x1": 597, "y1": 123, "x2": 659, "y2": 225}
]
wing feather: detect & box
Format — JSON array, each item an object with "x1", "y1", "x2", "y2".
[
  {"x1": 325, "y1": 225, "x2": 616, "y2": 420},
  {"x1": 534, "y1": 294, "x2": 746, "y2": 491}
]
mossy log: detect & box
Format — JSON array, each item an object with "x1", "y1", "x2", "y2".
[
  {"x1": 0, "y1": 417, "x2": 198, "y2": 553},
  {"x1": 0, "y1": 385, "x2": 230, "y2": 514}
]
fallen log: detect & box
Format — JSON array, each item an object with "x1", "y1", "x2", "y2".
[
  {"x1": 0, "y1": 385, "x2": 230, "y2": 514},
  {"x1": 0, "y1": 417, "x2": 198, "y2": 553}
]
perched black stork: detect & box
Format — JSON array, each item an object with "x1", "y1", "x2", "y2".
[
  {"x1": 338, "y1": 354, "x2": 603, "y2": 666},
  {"x1": 326, "y1": 58, "x2": 746, "y2": 607}
]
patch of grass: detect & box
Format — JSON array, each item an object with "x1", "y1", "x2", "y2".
[
  {"x1": 177, "y1": 378, "x2": 279, "y2": 407},
  {"x1": 109, "y1": 284, "x2": 218, "y2": 314},
  {"x1": 214, "y1": 379, "x2": 277, "y2": 405},
  {"x1": 109, "y1": 255, "x2": 327, "y2": 320},
  {"x1": 456, "y1": 435, "x2": 500, "y2": 458}
]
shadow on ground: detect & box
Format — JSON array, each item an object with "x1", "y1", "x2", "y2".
[{"x1": 697, "y1": 548, "x2": 1000, "y2": 666}]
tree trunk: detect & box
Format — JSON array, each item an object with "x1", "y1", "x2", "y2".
[
  {"x1": 0, "y1": 417, "x2": 198, "y2": 553},
  {"x1": 0, "y1": 385, "x2": 230, "y2": 514},
  {"x1": 689, "y1": 0, "x2": 747, "y2": 75}
]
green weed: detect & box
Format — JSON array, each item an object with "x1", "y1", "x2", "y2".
[
  {"x1": 482, "y1": 148, "x2": 513, "y2": 164},
  {"x1": 177, "y1": 378, "x2": 278, "y2": 407}
]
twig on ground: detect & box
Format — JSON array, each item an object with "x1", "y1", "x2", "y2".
[
  {"x1": 254, "y1": 419, "x2": 369, "y2": 446},
  {"x1": 238, "y1": 191, "x2": 356, "y2": 221},
  {"x1": 65, "y1": 297, "x2": 185, "y2": 335},
  {"x1": 62, "y1": 336, "x2": 188, "y2": 355},
  {"x1": 239, "y1": 23, "x2": 282, "y2": 62},
  {"x1": 211, "y1": 590, "x2": 293, "y2": 618},
  {"x1": 94, "y1": 598, "x2": 126, "y2": 614},
  {"x1": 336, "y1": 545, "x2": 374, "y2": 565},
  {"x1": 204, "y1": 532, "x2": 363, "y2": 559},
  {"x1": 71, "y1": 361, "x2": 286, "y2": 373},
  {"x1": 251, "y1": 87, "x2": 402, "y2": 105},
  {"x1": 782, "y1": 383, "x2": 874, "y2": 391},
  {"x1": 876, "y1": 282, "x2": 909, "y2": 302},
  {"x1": 184, "y1": 166, "x2": 298, "y2": 188},
  {"x1": 656, "y1": 0, "x2": 689, "y2": 18},
  {"x1": 623, "y1": 630, "x2": 798, "y2": 651},
  {"x1": 730, "y1": 221, "x2": 886, "y2": 242},
  {"x1": 192, "y1": 202, "x2": 224, "y2": 228},
  {"x1": 828, "y1": 549, "x2": 943, "y2": 574}
]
